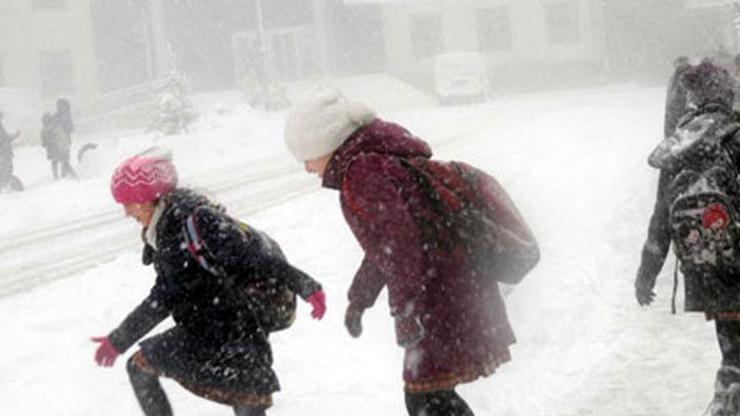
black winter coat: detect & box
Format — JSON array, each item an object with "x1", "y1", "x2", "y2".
[
  {"x1": 108, "y1": 189, "x2": 321, "y2": 398},
  {"x1": 637, "y1": 106, "x2": 740, "y2": 313}
]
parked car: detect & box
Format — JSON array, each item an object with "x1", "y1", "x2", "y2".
[{"x1": 433, "y1": 52, "x2": 489, "y2": 105}]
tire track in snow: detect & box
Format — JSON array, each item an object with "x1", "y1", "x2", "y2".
[
  {"x1": 0, "y1": 106, "x2": 490, "y2": 299},
  {"x1": 0, "y1": 162, "x2": 316, "y2": 298}
]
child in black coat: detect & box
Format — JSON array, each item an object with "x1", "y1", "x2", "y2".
[{"x1": 92, "y1": 148, "x2": 326, "y2": 416}]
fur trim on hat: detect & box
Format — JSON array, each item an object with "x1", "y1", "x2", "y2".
[
  {"x1": 284, "y1": 90, "x2": 375, "y2": 161},
  {"x1": 110, "y1": 147, "x2": 178, "y2": 204}
]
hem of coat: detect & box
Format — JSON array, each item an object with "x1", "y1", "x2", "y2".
[
  {"x1": 132, "y1": 350, "x2": 274, "y2": 408},
  {"x1": 403, "y1": 349, "x2": 512, "y2": 394},
  {"x1": 706, "y1": 311, "x2": 740, "y2": 320}
]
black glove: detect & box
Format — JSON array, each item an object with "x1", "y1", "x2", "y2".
[
  {"x1": 344, "y1": 304, "x2": 364, "y2": 338},
  {"x1": 635, "y1": 277, "x2": 656, "y2": 306}
]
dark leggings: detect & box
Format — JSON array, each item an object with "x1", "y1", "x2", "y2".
[
  {"x1": 127, "y1": 356, "x2": 266, "y2": 416},
  {"x1": 717, "y1": 320, "x2": 740, "y2": 367},
  {"x1": 405, "y1": 390, "x2": 475, "y2": 416},
  {"x1": 712, "y1": 320, "x2": 740, "y2": 415}
]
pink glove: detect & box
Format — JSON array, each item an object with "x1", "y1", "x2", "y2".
[
  {"x1": 91, "y1": 336, "x2": 119, "y2": 367},
  {"x1": 306, "y1": 290, "x2": 326, "y2": 320}
]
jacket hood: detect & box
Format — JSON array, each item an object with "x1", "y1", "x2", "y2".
[
  {"x1": 322, "y1": 119, "x2": 433, "y2": 189},
  {"x1": 648, "y1": 107, "x2": 739, "y2": 170}
]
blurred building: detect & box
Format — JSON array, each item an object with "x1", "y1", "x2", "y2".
[
  {"x1": 339, "y1": 0, "x2": 609, "y2": 92},
  {"x1": 0, "y1": 0, "x2": 98, "y2": 139},
  {"x1": 602, "y1": 0, "x2": 739, "y2": 82},
  {"x1": 3, "y1": 0, "x2": 738, "y2": 122}
]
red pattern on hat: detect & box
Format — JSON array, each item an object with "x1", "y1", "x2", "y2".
[{"x1": 110, "y1": 151, "x2": 178, "y2": 204}]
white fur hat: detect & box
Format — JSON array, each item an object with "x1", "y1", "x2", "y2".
[{"x1": 284, "y1": 90, "x2": 376, "y2": 161}]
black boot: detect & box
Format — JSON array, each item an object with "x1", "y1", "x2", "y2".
[
  {"x1": 711, "y1": 366, "x2": 740, "y2": 416},
  {"x1": 127, "y1": 355, "x2": 173, "y2": 416},
  {"x1": 233, "y1": 405, "x2": 267, "y2": 416},
  {"x1": 405, "y1": 390, "x2": 475, "y2": 416}
]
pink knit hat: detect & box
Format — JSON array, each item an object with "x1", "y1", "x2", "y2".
[{"x1": 110, "y1": 147, "x2": 178, "y2": 204}]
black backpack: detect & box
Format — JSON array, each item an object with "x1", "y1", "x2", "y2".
[
  {"x1": 182, "y1": 207, "x2": 297, "y2": 332},
  {"x1": 650, "y1": 112, "x2": 740, "y2": 275}
]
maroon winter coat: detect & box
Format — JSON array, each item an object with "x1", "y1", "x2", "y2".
[{"x1": 322, "y1": 118, "x2": 516, "y2": 392}]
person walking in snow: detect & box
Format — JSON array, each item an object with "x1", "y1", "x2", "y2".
[
  {"x1": 284, "y1": 91, "x2": 535, "y2": 416},
  {"x1": 91, "y1": 147, "x2": 327, "y2": 416},
  {"x1": 635, "y1": 59, "x2": 740, "y2": 416},
  {"x1": 0, "y1": 111, "x2": 21, "y2": 191},
  {"x1": 40, "y1": 112, "x2": 63, "y2": 180},
  {"x1": 50, "y1": 98, "x2": 77, "y2": 179}
]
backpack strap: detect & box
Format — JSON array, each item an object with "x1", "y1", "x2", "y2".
[
  {"x1": 183, "y1": 206, "x2": 256, "y2": 277},
  {"x1": 183, "y1": 207, "x2": 222, "y2": 276},
  {"x1": 671, "y1": 257, "x2": 679, "y2": 315}
]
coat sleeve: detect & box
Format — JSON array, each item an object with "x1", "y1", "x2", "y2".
[
  {"x1": 193, "y1": 206, "x2": 322, "y2": 299},
  {"x1": 347, "y1": 256, "x2": 387, "y2": 310},
  {"x1": 107, "y1": 276, "x2": 171, "y2": 353},
  {"x1": 341, "y1": 154, "x2": 425, "y2": 315},
  {"x1": 250, "y1": 244, "x2": 323, "y2": 299},
  {"x1": 635, "y1": 169, "x2": 673, "y2": 289}
]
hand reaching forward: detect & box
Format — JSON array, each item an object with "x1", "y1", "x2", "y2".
[
  {"x1": 91, "y1": 336, "x2": 119, "y2": 367},
  {"x1": 306, "y1": 290, "x2": 326, "y2": 320}
]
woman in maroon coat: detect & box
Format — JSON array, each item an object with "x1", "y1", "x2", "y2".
[{"x1": 284, "y1": 92, "x2": 518, "y2": 416}]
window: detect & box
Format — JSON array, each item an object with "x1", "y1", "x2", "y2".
[
  {"x1": 410, "y1": 14, "x2": 443, "y2": 58},
  {"x1": 31, "y1": 0, "x2": 65, "y2": 9},
  {"x1": 38, "y1": 50, "x2": 75, "y2": 95},
  {"x1": 477, "y1": 6, "x2": 512, "y2": 52},
  {"x1": 544, "y1": 1, "x2": 580, "y2": 44}
]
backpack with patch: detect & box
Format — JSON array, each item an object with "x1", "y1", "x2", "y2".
[
  {"x1": 182, "y1": 208, "x2": 297, "y2": 332},
  {"x1": 650, "y1": 112, "x2": 740, "y2": 275},
  {"x1": 401, "y1": 157, "x2": 540, "y2": 284}
]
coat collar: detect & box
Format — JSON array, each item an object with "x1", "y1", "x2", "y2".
[
  {"x1": 321, "y1": 118, "x2": 432, "y2": 190},
  {"x1": 143, "y1": 198, "x2": 167, "y2": 250}
]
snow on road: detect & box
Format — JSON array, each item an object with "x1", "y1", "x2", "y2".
[{"x1": 0, "y1": 84, "x2": 722, "y2": 415}]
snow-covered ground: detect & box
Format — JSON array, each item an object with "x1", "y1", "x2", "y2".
[{"x1": 0, "y1": 80, "x2": 722, "y2": 416}]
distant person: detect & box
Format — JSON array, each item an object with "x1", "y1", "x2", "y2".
[
  {"x1": 284, "y1": 91, "x2": 539, "y2": 416},
  {"x1": 635, "y1": 59, "x2": 740, "y2": 416},
  {"x1": 40, "y1": 112, "x2": 62, "y2": 180},
  {"x1": 0, "y1": 111, "x2": 21, "y2": 191},
  {"x1": 91, "y1": 147, "x2": 326, "y2": 416},
  {"x1": 51, "y1": 98, "x2": 77, "y2": 179}
]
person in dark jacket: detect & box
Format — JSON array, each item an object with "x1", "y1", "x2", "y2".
[
  {"x1": 0, "y1": 111, "x2": 20, "y2": 190},
  {"x1": 40, "y1": 112, "x2": 61, "y2": 179},
  {"x1": 91, "y1": 147, "x2": 326, "y2": 416},
  {"x1": 51, "y1": 98, "x2": 77, "y2": 179},
  {"x1": 635, "y1": 59, "x2": 740, "y2": 416},
  {"x1": 284, "y1": 92, "x2": 524, "y2": 416}
]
